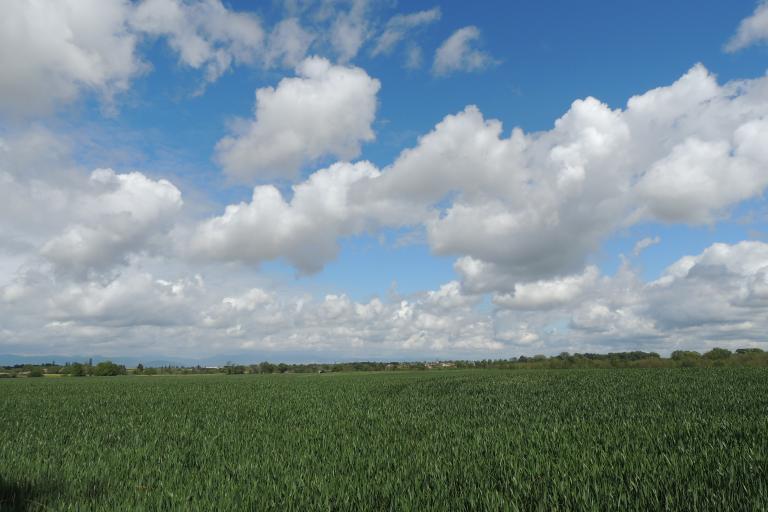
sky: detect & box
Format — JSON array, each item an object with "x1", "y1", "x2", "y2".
[{"x1": 2, "y1": 0, "x2": 768, "y2": 362}]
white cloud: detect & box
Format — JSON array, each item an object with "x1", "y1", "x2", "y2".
[
  {"x1": 725, "y1": 1, "x2": 768, "y2": 52},
  {"x1": 264, "y1": 18, "x2": 314, "y2": 68},
  {"x1": 633, "y1": 236, "x2": 661, "y2": 256},
  {"x1": 198, "y1": 283, "x2": 501, "y2": 355},
  {"x1": 6, "y1": 37, "x2": 768, "y2": 359},
  {"x1": 0, "y1": 0, "x2": 325, "y2": 116},
  {"x1": 203, "y1": 64, "x2": 768, "y2": 290},
  {"x1": 1, "y1": 264, "x2": 505, "y2": 358},
  {"x1": 367, "y1": 97, "x2": 633, "y2": 281},
  {"x1": 0, "y1": 128, "x2": 184, "y2": 280},
  {"x1": 635, "y1": 128, "x2": 768, "y2": 223},
  {"x1": 644, "y1": 242, "x2": 768, "y2": 332},
  {"x1": 404, "y1": 45, "x2": 423, "y2": 69},
  {"x1": 329, "y1": 0, "x2": 370, "y2": 62},
  {"x1": 371, "y1": 8, "x2": 441, "y2": 57},
  {"x1": 215, "y1": 57, "x2": 380, "y2": 182},
  {"x1": 40, "y1": 169, "x2": 183, "y2": 277},
  {"x1": 48, "y1": 271, "x2": 204, "y2": 327},
  {"x1": 382, "y1": 64, "x2": 768, "y2": 282},
  {"x1": 493, "y1": 267, "x2": 599, "y2": 310},
  {"x1": 0, "y1": 0, "x2": 145, "y2": 116},
  {"x1": 432, "y1": 26, "x2": 496, "y2": 76},
  {"x1": 131, "y1": 0, "x2": 264, "y2": 87},
  {"x1": 190, "y1": 161, "x2": 380, "y2": 273}
]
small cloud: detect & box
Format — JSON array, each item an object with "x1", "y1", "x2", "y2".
[
  {"x1": 371, "y1": 7, "x2": 441, "y2": 57},
  {"x1": 404, "y1": 45, "x2": 423, "y2": 69},
  {"x1": 393, "y1": 229, "x2": 426, "y2": 248},
  {"x1": 633, "y1": 236, "x2": 661, "y2": 257},
  {"x1": 432, "y1": 26, "x2": 497, "y2": 76},
  {"x1": 724, "y1": 1, "x2": 768, "y2": 52}
]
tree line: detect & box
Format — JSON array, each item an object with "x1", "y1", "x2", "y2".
[{"x1": 2, "y1": 348, "x2": 767, "y2": 378}]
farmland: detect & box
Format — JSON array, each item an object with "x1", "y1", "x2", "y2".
[{"x1": 1, "y1": 369, "x2": 767, "y2": 510}]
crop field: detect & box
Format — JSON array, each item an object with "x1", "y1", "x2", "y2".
[{"x1": 1, "y1": 369, "x2": 767, "y2": 511}]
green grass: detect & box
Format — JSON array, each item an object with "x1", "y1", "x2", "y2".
[{"x1": 1, "y1": 369, "x2": 767, "y2": 511}]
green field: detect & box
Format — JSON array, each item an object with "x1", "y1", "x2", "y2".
[{"x1": 2, "y1": 369, "x2": 767, "y2": 511}]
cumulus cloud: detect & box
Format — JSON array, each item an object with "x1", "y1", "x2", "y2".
[
  {"x1": 0, "y1": 0, "x2": 322, "y2": 116},
  {"x1": 0, "y1": 0, "x2": 144, "y2": 116},
  {"x1": 131, "y1": 0, "x2": 264, "y2": 87},
  {"x1": 725, "y1": 1, "x2": 768, "y2": 52},
  {"x1": 1, "y1": 266, "x2": 504, "y2": 358},
  {"x1": 202, "y1": 64, "x2": 768, "y2": 288},
  {"x1": 0, "y1": 127, "x2": 184, "y2": 281},
  {"x1": 6, "y1": 47, "x2": 768, "y2": 358},
  {"x1": 493, "y1": 267, "x2": 599, "y2": 310},
  {"x1": 635, "y1": 124, "x2": 768, "y2": 223},
  {"x1": 48, "y1": 271, "x2": 204, "y2": 327},
  {"x1": 372, "y1": 8, "x2": 441, "y2": 57},
  {"x1": 647, "y1": 241, "x2": 768, "y2": 324},
  {"x1": 552, "y1": 241, "x2": 768, "y2": 349},
  {"x1": 215, "y1": 57, "x2": 380, "y2": 182},
  {"x1": 190, "y1": 161, "x2": 380, "y2": 272},
  {"x1": 432, "y1": 26, "x2": 496, "y2": 76},
  {"x1": 0, "y1": 129, "x2": 84, "y2": 250},
  {"x1": 40, "y1": 169, "x2": 183, "y2": 276},
  {"x1": 198, "y1": 282, "x2": 500, "y2": 354}
]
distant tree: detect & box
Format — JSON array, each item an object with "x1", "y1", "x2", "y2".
[
  {"x1": 70, "y1": 363, "x2": 86, "y2": 377},
  {"x1": 93, "y1": 361, "x2": 127, "y2": 376},
  {"x1": 28, "y1": 368, "x2": 44, "y2": 377},
  {"x1": 258, "y1": 362, "x2": 275, "y2": 374},
  {"x1": 671, "y1": 351, "x2": 701, "y2": 361},
  {"x1": 704, "y1": 348, "x2": 732, "y2": 360},
  {"x1": 224, "y1": 362, "x2": 245, "y2": 375},
  {"x1": 135, "y1": 363, "x2": 144, "y2": 375}
]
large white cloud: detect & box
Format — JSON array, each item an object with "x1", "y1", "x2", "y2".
[
  {"x1": 493, "y1": 267, "x2": 599, "y2": 310},
  {"x1": 40, "y1": 169, "x2": 183, "y2": 277},
  {"x1": 0, "y1": 0, "x2": 144, "y2": 116},
  {"x1": 0, "y1": 128, "x2": 184, "y2": 280},
  {"x1": 0, "y1": 0, "x2": 318, "y2": 117},
  {"x1": 48, "y1": 271, "x2": 204, "y2": 328},
  {"x1": 1, "y1": 266, "x2": 503, "y2": 358},
  {"x1": 200, "y1": 64, "x2": 768, "y2": 286},
  {"x1": 190, "y1": 161, "x2": 380, "y2": 272},
  {"x1": 215, "y1": 57, "x2": 380, "y2": 182}
]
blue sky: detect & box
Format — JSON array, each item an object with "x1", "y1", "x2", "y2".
[{"x1": 2, "y1": 0, "x2": 768, "y2": 361}]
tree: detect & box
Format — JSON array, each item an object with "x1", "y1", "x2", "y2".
[
  {"x1": 224, "y1": 362, "x2": 245, "y2": 375},
  {"x1": 70, "y1": 363, "x2": 86, "y2": 377},
  {"x1": 704, "y1": 348, "x2": 732, "y2": 360},
  {"x1": 93, "y1": 361, "x2": 127, "y2": 376},
  {"x1": 671, "y1": 351, "x2": 701, "y2": 361},
  {"x1": 135, "y1": 363, "x2": 144, "y2": 375}
]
